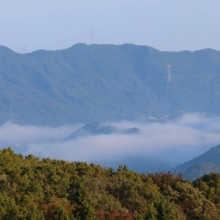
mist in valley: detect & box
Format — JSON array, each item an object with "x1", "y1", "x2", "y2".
[{"x1": 1, "y1": 113, "x2": 220, "y2": 172}]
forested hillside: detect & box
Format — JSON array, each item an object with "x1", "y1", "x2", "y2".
[
  {"x1": 1, "y1": 44, "x2": 220, "y2": 125},
  {"x1": 1, "y1": 148, "x2": 220, "y2": 219},
  {"x1": 173, "y1": 144, "x2": 220, "y2": 180}
]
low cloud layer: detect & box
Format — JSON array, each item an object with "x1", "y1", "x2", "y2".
[{"x1": 1, "y1": 114, "x2": 220, "y2": 172}]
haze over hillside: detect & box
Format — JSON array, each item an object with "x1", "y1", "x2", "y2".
[
  {"x1": 1, "y1": 44, "x2": 220, "y2": 126},
  {"x1": 0, "y1": 114, "x2": 220, "y2": 173},
  {"x1": 173, "y1": 144, "x2": 220, "y2": 181}
]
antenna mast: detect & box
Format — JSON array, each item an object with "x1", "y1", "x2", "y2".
[
  {"x1": 167, "y1": 64, "x2": 171, "y2": 83},
  {"x1": 90, "y1": 26, "x2": 93, "y2": 44},
  {"x1": 23, "y1": 44, "x2": 26, "y2": 54}
]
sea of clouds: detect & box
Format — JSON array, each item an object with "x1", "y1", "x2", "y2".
[{"x1": 1, "y1": 113, "x2": 220, "y2": 172}]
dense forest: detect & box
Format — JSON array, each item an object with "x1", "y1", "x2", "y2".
[{"x1": 1, "y1": 148, "x2": 220, "y2": 219}]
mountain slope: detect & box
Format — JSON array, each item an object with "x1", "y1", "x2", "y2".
[
  {"x1": 64, "y1": 122, "x2": 140, "y2": 140},
  {"x1": 173, "y1": 144, "x2": 220, "y2": 180},
  {"x1": 1, "y1": 44, "x2": 220, "y2": 125},
  {"x1": 182, "y1": 162, "x2": 220, "y2": 181}
]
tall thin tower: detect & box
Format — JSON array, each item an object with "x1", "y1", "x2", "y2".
[
  {"x1": 90, "y1": 26, "x2": 93, "y2": 44},
  {"x1": 167, "y1": 64, "x2": 171, "y2": 83},
  {"x1": 23, "y1": 44, "x2": 26, "y2": 54}
]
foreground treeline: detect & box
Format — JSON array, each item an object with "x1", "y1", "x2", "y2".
[{"x1": 0, "y1": 148, "x2": 220, "y2": 219}]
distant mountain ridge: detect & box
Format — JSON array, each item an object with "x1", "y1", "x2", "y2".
[
  {"x1": 173, "y1": 144, "x2": 220, "y2": 180},
  {"x1": 182, "y1": 163, "x2": 220, "y2": 181},
  {"x1": 64, "y1": 122, "x2": 140, "y2": 140},
  {"x1": 1, "y1": 44, "x2": 220, "y2": 125}
]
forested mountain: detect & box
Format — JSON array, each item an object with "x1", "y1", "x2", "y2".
[
  {"x1": 1, "y1": 44, "x2": 220, "y2": 125},
  {"x1": 173, "y1": 144, "x2": 220, "y2": 180},
  {"x1": 182, "y1": 163, "x2": 220, "y2": 181},
  {"x1": 64, "y1": 122, "x2": 140, "y2": 140},
  {"x1": 1, "y1": 147, "x2": 220, "y2": 220}
]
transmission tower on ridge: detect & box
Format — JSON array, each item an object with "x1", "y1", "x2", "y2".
[
  {"x1": 90, "y1": 26, "x2": 93, "y2": 44},
  {"x1": 167, "y1": 64, "x2": 171, "y2": 83},
  {"x1": 23, "y1": 44, "x2": 26, "y2": 54}
]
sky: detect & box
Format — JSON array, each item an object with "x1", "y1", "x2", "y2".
[
  {"x1": 1, "y1": 0, "x2": 220, "y2": 53},
  {"x1": 1, "y1": 114, "x2": 220, "y2": 172}
]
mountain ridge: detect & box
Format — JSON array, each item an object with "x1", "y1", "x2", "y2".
[
  {"x1": 1, "y1": 44, "x2": 220, "y2": 125},
  {"x1": 183, "y1": 162, "x2": 220, "y2": 181},
  {"x1": 64, "y1": 122, "x2": 140, "y2": 140},
  {"x1": 173, "y1": 144, "x2": 220, "y2": 180}
]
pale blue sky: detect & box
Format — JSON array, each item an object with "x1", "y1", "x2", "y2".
[{"x1": 0, "y1": 0, "x2": 220, "y2": 53}]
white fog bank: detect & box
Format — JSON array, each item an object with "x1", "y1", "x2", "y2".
[{"x1": 1, "y1": 114, "x2": 220, "y2": 172}]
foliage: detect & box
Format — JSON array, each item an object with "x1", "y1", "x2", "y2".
[
  {"x1": 193, "y1": 173, "x2": 220, "y2": 205},
  {"x1": 1, "y1": 148, "x2": 220, "y2": 219}
]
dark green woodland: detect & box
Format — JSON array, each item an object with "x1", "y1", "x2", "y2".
[{"x1": 1, "y1": 148, "x2": 220, "y2": 219}]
